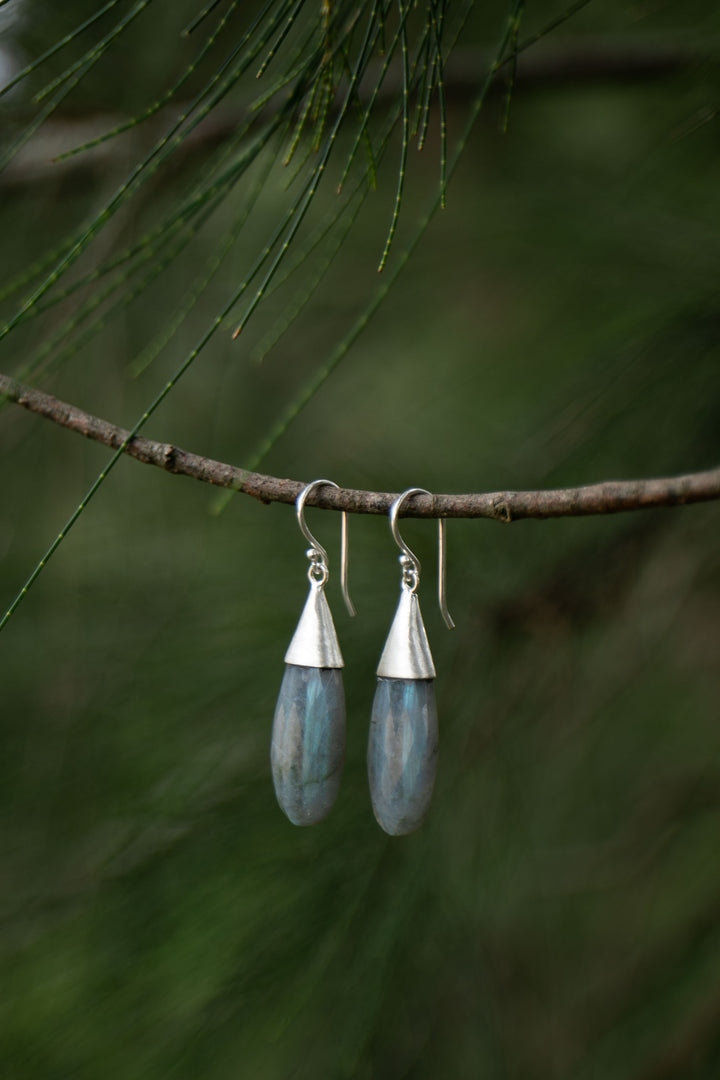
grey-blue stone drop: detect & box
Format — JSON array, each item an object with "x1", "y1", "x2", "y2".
[
  {"x1": 367, "y1": 677, "x2": 438, "y2": 836},
  {"x1": 271, "y1": 664, "x2": 345, "y2": 826}
]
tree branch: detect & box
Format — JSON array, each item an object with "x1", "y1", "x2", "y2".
[
  {"x1": 0, "y1": 42, "x2": 705, "y2": 185},
  {"x1": 2, "y1": 372, "x2": 719, "y2": 521}
]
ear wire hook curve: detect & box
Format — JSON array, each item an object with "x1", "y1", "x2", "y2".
[
  {"x1": 296, "y1": 479, "x2": 356, "y2": 617},
  {"x1": 389, "y1": 488, "x2": 455, "y2": 630}
]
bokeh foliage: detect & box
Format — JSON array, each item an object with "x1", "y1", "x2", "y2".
[{"x1": 1, "y1": 1, "x2": 720, "y2": 1077}]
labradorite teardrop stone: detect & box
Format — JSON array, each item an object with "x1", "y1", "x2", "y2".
[
  {"x1": 367, "y1": 677, "x2": 438, "y2": 836},
  {"x1": 271, "y1": 664, "x2": 345, "y2": 826}
]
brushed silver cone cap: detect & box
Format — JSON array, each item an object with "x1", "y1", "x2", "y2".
[
  {"x1": 376, "y1": 589, "x2": 435, "y2": 680},
  {"x1": 284, "y1": 583, "x2": 344, "y2": 669}
]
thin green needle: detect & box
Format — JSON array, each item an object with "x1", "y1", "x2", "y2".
[{"x1": 0, "y1": 0, "x2": 121, "y2": 101}]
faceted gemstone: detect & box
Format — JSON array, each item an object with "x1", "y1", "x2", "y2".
[
  {"x1": 367, "y1": 677, "x2": 438, "y2": 836},
  {"x1": 271, "y1": 664, "x2": 345, "y2": 826}
]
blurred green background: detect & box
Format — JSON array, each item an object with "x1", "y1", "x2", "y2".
[{"x1": 1, "y1": 2, "x2": 720, "y2": 1077}]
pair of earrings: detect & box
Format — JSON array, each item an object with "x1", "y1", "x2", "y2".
[{"x1": 270, "y1": 479, "x2": 454, "y2": 836}]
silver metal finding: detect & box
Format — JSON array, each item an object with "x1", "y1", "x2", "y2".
[
  {"x1": 296, "y1": 479, "x2": 355, "y2": 617},
  {"x1": 376, "y1": 488, "x2": 454, "y2": 680},
  {"x1": 284, "y1": 480, "x2": 354, "y2": 670},
  {"x1": 389, "y1": 488, "x2": 455, "y2": 630},
  {"x1": 376, "y1": 586, "x2": 436, "y2": 679}
]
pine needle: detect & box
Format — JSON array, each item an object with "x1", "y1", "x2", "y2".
[
  {"x1": 501, "y1": 1, "x2": 524, "y2": 134},
  {"x1": 54, "y1": 0, "x2": 242, "y2": 164},
  {"x1": 0, "y1": 0, "x2": 121, "y2": 100},
  {"x1": 377, "y1": 0, "x2": 411, "y2": 272},
  {"x1": 183, "y1": 0, "x2": 226, "y2": 36},
  {"x1": 33, "y1": 0, "x2": 154, "y2": 104}
]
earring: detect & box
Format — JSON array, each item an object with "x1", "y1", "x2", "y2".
[
  {"x1": 368, "y1": 488, "x2": 454, "y2": 836},
  {"x1": 271, "y1": 479, "x2": 356, "y2": 826}
]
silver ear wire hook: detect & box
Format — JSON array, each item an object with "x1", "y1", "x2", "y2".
[
  {"x1": 296, "y1": 480, "x2": 356, "y2": 617},
  {"x1": 389, "y1": 488, "x2": 455, "y2": 630}
]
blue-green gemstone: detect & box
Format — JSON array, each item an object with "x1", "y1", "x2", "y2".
[
  {"x1": 271, "y1": 664, "x2": 345, "y2": 826},
  {"x1": 367, "y1": 677, "x2": 438, "y2": 836}
]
